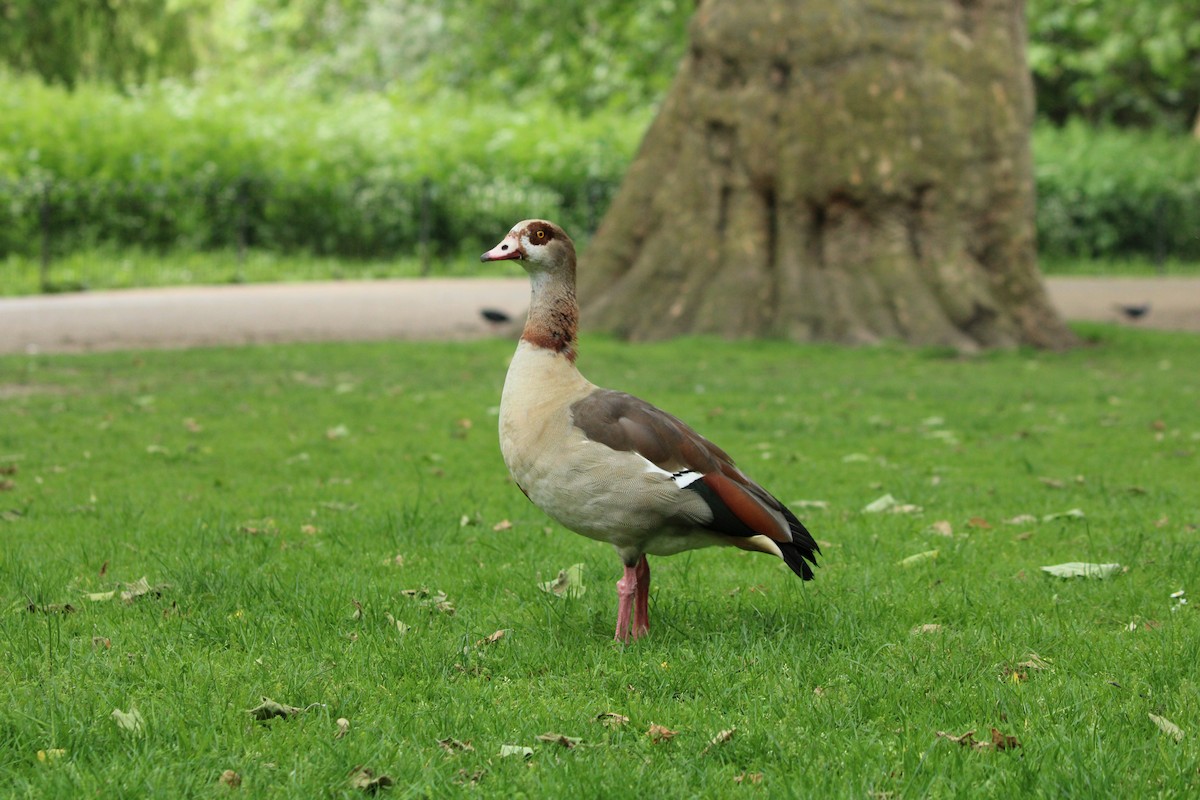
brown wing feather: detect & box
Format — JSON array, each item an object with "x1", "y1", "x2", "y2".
[{"x1": 571, "y1": 389, "x2": 794, "y2": 544}]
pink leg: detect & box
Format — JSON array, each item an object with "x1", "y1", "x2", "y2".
[
  {"x1": 614, "y1": 563, "x2": 638, "y2": 642},
  {"x1": 632, "y1": 556, "x2": 650, "y2": 639}
]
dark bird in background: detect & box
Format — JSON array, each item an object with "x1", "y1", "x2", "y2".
[
  {"x1": 480, "y1": 308, "x2": 513, "y2": 324},
  {"x1": 1115, "y1": 303, "x2": 1151, "y2": 321}
]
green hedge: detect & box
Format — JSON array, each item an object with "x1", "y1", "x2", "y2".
[
  {"x1": 3, "y1": 77, "x2": 1199, "y2": 263},
  {"x1": 1033, "y1": 122, "x2": 1200, "y2": 260},
  {"x1": 0, "y1": 77, "x2": 643, "y2": 258}
]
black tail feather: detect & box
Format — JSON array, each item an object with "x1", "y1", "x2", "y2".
[{"x1": 779, "y1": 506, "x2": 820, "y2": 581}]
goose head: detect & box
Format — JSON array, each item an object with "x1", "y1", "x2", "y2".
[{"x1": 480, "y1": 219, "x2": 575, "y2": 276}]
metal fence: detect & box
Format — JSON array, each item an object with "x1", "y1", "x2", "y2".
[{"x1": 1, "y1": 176, "x2": 619, "y2": 292}]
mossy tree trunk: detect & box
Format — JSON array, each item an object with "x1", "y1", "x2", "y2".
[{"x1": 579, "y1": 0, "x2": 1076, "y2": 351}]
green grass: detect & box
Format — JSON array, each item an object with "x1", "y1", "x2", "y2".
[
  {"x1": 4, "y1": 248, "x2": 1198, "y2": 297},
  {"x1": 1, "y1": 326, "x2": 1198, "y2": 797}
]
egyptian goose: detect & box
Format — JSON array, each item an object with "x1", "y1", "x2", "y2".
[{"x1": 481, "y1": 220, "x2": 820, "y2": 642}]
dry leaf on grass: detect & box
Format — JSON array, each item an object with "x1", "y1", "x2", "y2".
[
  {"x1": 246, "y1": 697, "x2": 321, "y2": 721},
  {"x1": 647, "y1": 724, "x2": 678, "y2": 743},
  {"x1": 1041, "y1": 562, "x2": 1122, "y2": 579},
  {"x1": 491, "y1": 519, "x2": 513, "y2": 532},
  {"x1": 1149, "y1": 714, "x2": 1184, "y2": 742},
  {"x1": 929, "y1": 520, "x2": 953, "y2": 537},
  {"x1": 595, "y1": 712, "x2": 629, "y2": 727},
  {"x1": 701, "y1": 727, "x2": 736, "y2": 755},
  {"x1": 348, "y1": 766, "x2": 393, "y2": 794},
  {"x1": 863, "y1": 494, "x2": 922, "y2": 514},
  {"x1": 1042, "y1": 508, "x2": 1085, "y2": 522},
  {"x1": 111, "y1": 706, "x2": 144, "y2": 734},
  {"x1": 438, "y1": 738, "x2": 475, "y2": 753},
  {"x1": 911, "y1": 623, "x2": 944, "y2": 635},
  {"x1": 27, "y1": 602, "x2": 75, "y2": 615},
  {"x1": 537, "y1": 732, "x2": 581, "y2": 748},
  {"x1": 1005, "y1": 514, "x2": 1037, "y2": 525},
  {"x1": 476, "y1": 629, "x2": 507, "y2": 647},
  {"x1": 734, "y1": 772, "x2": 763, "y2": 785},
  {"x1": 218, "y1": 769, "x2": 241, "y2": 788},
  {"x1": 538, "y1": 564, "x2": 586, "y2": 598},
  {"x1": 898, "y1": 550, "x2": 939, "y2": 567},
  {"x1": 967, "y1": 517, "x2": 992, "y2": 530},
  {"x1": 499, "y1": 744, "x2": 533, "y2": 759},
  {"x1": 335, "y1": 718, "x2": 351, "y2": 739},
  {"x1": 936, "y1": 728, "x2": 1021, "y2": 751}
]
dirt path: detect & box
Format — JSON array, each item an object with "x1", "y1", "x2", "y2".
[{"x1": 0, "y1": 276, "x2": 1196, "y2": 355}]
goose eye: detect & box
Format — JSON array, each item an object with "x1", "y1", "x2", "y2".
[{"x1": 535, "y1": 230, "x2": 545, "y2": 240}]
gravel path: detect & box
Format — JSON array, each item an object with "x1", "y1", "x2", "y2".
[{"x1": 0, "y1": 276, "x2": 1196, "y2": 355}]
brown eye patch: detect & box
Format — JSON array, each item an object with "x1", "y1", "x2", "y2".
[{"x1": 527, "y1": 222, "x2": 554, "y2": 244}]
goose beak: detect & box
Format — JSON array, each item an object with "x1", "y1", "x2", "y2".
[{"x1": 480, "y1": 236, "x2": 522, "y2": 262}]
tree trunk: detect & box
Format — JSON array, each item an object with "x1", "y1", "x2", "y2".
[{"x1": 579, "y1": 0, "x2": 1076, "y2": 351}]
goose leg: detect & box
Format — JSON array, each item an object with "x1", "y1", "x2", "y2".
[
  {"x1": 614, "y1": 563, "x2": 638, "y2": 642},
  {"x1": 632, "y1": 555, "x2": 650, "y2": 639}
]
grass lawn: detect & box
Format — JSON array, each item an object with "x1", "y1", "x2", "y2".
[
  {"x1": 1, "y1": 325, "x2": 1198, "y2": 797},
  {"x1": 2, "y1": 248, "x2": 1197, "y2": 296}
]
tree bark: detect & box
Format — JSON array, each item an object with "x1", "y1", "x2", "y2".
[{"x1": 579, "y1": 0, "x2": 1076, "y2": 351}]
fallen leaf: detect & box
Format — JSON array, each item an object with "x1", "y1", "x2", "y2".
[
  {"x1": 734, "y1": 772, "x2": 763, "y2": 785},
  {"x1": 967, "y1": 517, "x2": 992, "y2": 530},
  {"x1": 383, "y1": 612, "x2": 411, "y2": 634},
  {"x1": 37, "y1": 749, "x2": 66, "y2": 763},
  {"x1": 491, "y1": 519, "x2": 513, "y2": 532},
  {"x1": 929, "y1": 520, "x2": 953, "y2": 537},
  {"x1": 862, "y1": 493, "x2": 898, "y2": 513},
  {"x1": 595, "y1": 712, "x2": 629, "y2": 727},
  {"x1": 1005, "y1": 514, "x2": 1037, "y2": 525},
  {"x1": 111, "y1": 706, "x2": 144, "y2": 734},
  {"x1": 348, "y1": 766, "x2": 394, "y2": 794},
  {"x1": 335, "y1": 718, "x2": 350, "y2": 739},
  {"x1": 911, "y1": 623, "x2": 943, "y2": 635},
  {"x1": 701, "y1": 727, "x2": 736, "y2": 754},
  {"x1": 898, "y1": 550, "x2": 939, "y2": 567},
  {"x1": 438, "y1": 738, "x2": 475, "y2": 753},
  {"x1": 937, "y1": 728, "x2": 1021, "y2": 751},
  {"x1": 499, "y1": 744, "x2": 533, "y2": 759},
  {"x1": 937, "y1": 729, "x2": 980, "y2": 748},
  {"x1": 1017, "y1": 652, "x2": 1052, "y2": 671},
  {"x1": 538, "y1": 563, "x2": 586, "y2": 598},
  {"x1": 92, "y1": 636, "x2": 111, "y2": 649},
  {"x1": 325, "y1": 424, "x2": 350, "y2": 440},
  {"x1": 536, "y1": 732, "x2": 581, "y2": 748},
  {"x1": 218, "y1": 769, "x2": 241, "y2": 788},
  {"x1": 453, "y1": 768, "x2": 486, "y2": 786},
  {"x1": 27, "y1": 603, "x2": 75, "y2": 614},
  {"x1": 1041, "y1": 562, "x2": 1122, "y2": 579},
  {"x1": 1038, "y1": 477, "x2": 1066, "y2": 489},
  {"x1": 1042, "y1": 508, "x2": 1085, "y2": 522},
  {"x1": 476, "y1": 629, "x2": 507, "y2": 646},
  {"x1": 791, "y1": 499, "x2": 828, "y2": 509},
  {"x1": 990, "y1": 727, "x2": 1021, "y2": 750},
  {"x1": 246, "y1": 697, "x2": 314, "y2": 721},
  {"x1": 647, "y1": 724, "x2": 678, "y2": 743},
  {"x1": 1149, "y1": 713, "x2": 1184, "y2": 742}
]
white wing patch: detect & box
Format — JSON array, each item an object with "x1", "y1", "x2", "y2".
[{"x1": 639, "y1": 457, "x2": 703, "y2": 488}]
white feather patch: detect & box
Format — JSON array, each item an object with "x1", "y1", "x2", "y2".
[{"x1": 640, "y1": 458, "x2": 703, "y2": 488}]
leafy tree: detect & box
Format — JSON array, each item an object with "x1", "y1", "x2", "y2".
[
  {"x1": 0, "y1": 0, "x2": 202, "y2": 89},
  {"x1": 1028, "y1": 0, "x2": 1200, "y2": 130}
]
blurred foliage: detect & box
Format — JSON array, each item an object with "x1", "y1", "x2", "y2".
[
  {"x1": 9, "y1": 0, "x2": 1196, "y2": 129},
  {"x1": 2, "y1": 77, "x2": 1197, "y2": 263},
  {"x1": 0, "y1": 76, "x2": 646, "y2": 259},
  {"x1": 1033, "y1": 122, "x2": 1200, "y2": 259},
  {"x1": 0, "y1": 0, "x2": 202, "y2": 89},
  {"x1": 1028, "y1": 0, "x2": 1200, "y2": 130}
]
